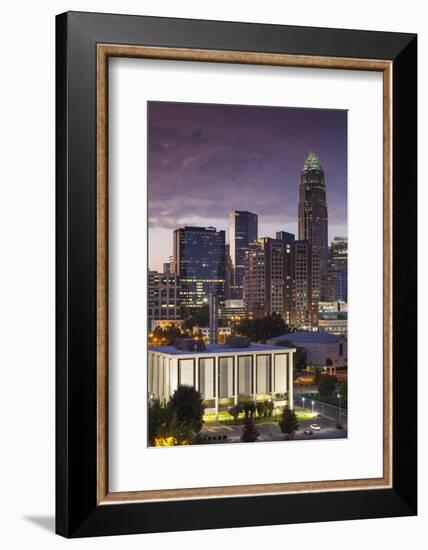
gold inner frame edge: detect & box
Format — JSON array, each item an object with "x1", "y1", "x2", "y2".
[{"x1": 96, "y1": 44, "x2": 393, "y2": 504}]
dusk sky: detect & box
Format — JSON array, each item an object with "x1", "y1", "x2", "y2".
[{"x1": 148, "y1": 101, "x2": 347, "y2": 272}]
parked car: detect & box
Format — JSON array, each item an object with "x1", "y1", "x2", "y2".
[
  {"x1": 310, "y1": 423, "x2": 321, "y2": 431},
  {"x1": 304, "y1": 429, "x2": 313, "y2": 435}
]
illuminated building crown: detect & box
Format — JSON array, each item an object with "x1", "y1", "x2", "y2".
[{"x1": 303, "y1": 151, "x2": 322, "y2": 171}]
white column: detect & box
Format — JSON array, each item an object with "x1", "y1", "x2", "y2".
[
  {"x1": 170, "y1": 357, "x2": 178, "y2": 394},
  {"x1": 194, "y1": 357, "x2": 199, "y2": 391},
  {"x1": 214, "y1": 356, "x2": 219, "y2": 419},
  {"x1": 270, "y1": 353, "x2": 275, "y2": 402},
  {"x1": 252, "y1": 354, "x2": 257, "y2": 401},
  {"x1": 288, "y1": 351, "x2": 294, "y2": 410},
  {"x1": 233, "y1": 356, "x2": 238, "y2": 405}
]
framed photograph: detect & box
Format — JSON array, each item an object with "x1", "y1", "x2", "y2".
[{"x1": 56, "y1": 11, "x2": 417, "y2": 537}]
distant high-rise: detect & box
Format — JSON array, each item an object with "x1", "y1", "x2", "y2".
[
  {"x1": 229, "y1": 211, "x2": 258, "y2": 299},
  {"x1": 148, "y1": 270, "x2": 180, "y2": 324},
  {"x1": 276, "y1": 231, "x2": 295, "y2": 242},
  {"x1": 173, "y1": 226, "x2": 226, "y2": 310},
  {"x1": 321, "y1": 237, "x2": 348, "y2": 302},
  {"x1": 298, "y1": 152, "x2": 329, "y2": 276},
  {"x1": 243, "y1": 237, "x2": 317, "y2": 328},
  {"x1": 330, "y1": 236, "x2": 348, "y2": 272}
]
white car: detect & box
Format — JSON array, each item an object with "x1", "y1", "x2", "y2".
[{"x1": 310, "y1": 423, "x2": 321, "y2": 431}]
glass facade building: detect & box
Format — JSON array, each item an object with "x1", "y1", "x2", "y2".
[
  {"x1": 173, "y1": 226, "x2": 226, "y2": 310},
  {"x1": 229, "y1": 211, "x2": 258, "y2": 299}
]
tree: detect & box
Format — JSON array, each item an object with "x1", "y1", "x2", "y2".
[
  {"x1": 151, "y1": 325, "x2": 185, "y2": 346},
  {"x1": 148, "y1": 398, "x2": 169, "y2": 445},
  {"x1": 236, "y1": 313, "x2": 288, "y2": 342},
  {"x1": 240, "y1": 416, "x2": 259, "y2": 442},
  {"x1": 278, "y1": 406, "x2": 299, "y2": 440},
  {"x1": 339, "y1": 379, "x2": 348, "y2": 408},
  {"x1": 183, "y1": 305, "x2": 209, "y2": 331},
  {"x1": 168, "y1": 385, "x2": 205, "y2": 440},
  {"x1": 256, "y1": 401, "x2": 266, "y2": 418},
  {"x1": 229, "y1": 404, "x2": 241, "y2": 423},
  {"x1": 275, "y1": 340, "x2": 307, "y2": 371},
  {"x1": 318, "y1": 374, "x2": 338, "y2": 398},
  {"x1": 314, "y1": 368, "x2": 322, "y2": 385}
]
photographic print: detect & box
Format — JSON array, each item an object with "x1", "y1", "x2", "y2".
[{"x1": 147, "y1": 101, "x2": 348, "y2": 447}]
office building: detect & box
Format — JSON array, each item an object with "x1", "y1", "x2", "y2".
[
  {"x1": 148, "y1": 270, "x2": 181, "y2": 324},
  {"x1": 148, "y1": 340, "x2": 295, "y2": 414},
  {"x1": 173, "y1": 226, "x2": 226, "y2": 310},
  {"x1": 229, "y1": 211, "x2": 258, "y2": 299},
  {"x1": 322, "y1": 237, "x2": 348, "y2": 302},
  {"x1": 218, "y1": 299, "x2": 247, "y2": 323},
  {"x1": 243, "y1": 238, "x2": 318, "y2": 328},
  {"x1": 276, "y1": 231, "x2": 295, "y2": 242}
]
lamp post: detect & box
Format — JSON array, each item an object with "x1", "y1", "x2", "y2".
[
  {"x1": 312, "y1": 400, "x2": 315, "y2": 414},
  {"x1": 337, "y1": 393, "x2": 342, "y2": 424},
  {"x1": 302, "y1": 396, "x2": 305, "y2": 410}
]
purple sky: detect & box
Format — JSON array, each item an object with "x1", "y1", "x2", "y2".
[{"x1": 148, "y1": 101, "x2": 347, "y2": 272}]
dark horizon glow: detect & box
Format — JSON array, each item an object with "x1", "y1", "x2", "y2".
[{"x1": 148, "y1": 101, "x2": 347, "y2": 272}]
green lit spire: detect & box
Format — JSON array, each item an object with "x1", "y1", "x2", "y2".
[{"x1": 303, "y1": 152, "x2": 322, "y2": 171}]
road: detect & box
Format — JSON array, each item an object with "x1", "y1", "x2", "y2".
[
  {"x1": 293, "y1": 395, "x2": 347, "y2": 424},
  {"x1": 201, "y1": 406, "x2": 347, "y2": 444}
]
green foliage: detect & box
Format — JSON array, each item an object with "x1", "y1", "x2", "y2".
[
  {"x1": 228, "y1": 404, "x2": 241, "y2": 422},
  {"x1": 237, "y1": 312, "x2": 287, "y2": 342},
  {"x1": 256, "y1": 401, "x2": 266, "y2": 418},
  {"x1": 148, "y1": 399, "x2": 169, "y2": 445},
  {"x1": 339, "y1": 379, "x2": 348, "y2": 408},
  {"x1": 148, "y1": 386, "x2": 206, "y2": 445},
  {"x1": 168, "y1": 385, "x2": 205, "y2": 436},
  {"x1": 278, "y1": 405, "x2": 299, "y2": 440},
  {"x1": 152, "y1": 325, "x2": 186, "y2": 345},
  {"x1": 276, "y1": 340, "x2": 307, "y2": 371},
  {"x1": 263, "y1": 400, "x2": 274, "y2": 417},
  {"x1": 243, "y1": 402, "x2": 256, "y2": 418},
  {"x1": 240, "y1": 416, "x2": 260, "y2": 442},
  {"x1": 183, "y1": 305, "x2": 209, "y2": 330},
  {"x1": 318, "y1": 374, "x2": 338, "y2": 398}
]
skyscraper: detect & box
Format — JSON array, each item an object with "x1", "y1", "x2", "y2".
[
  {"x1": 173, "y1": 226, "x2": 226, "y2": 311},
  {"x1": 321, "y1": 237, "x2": 348, "y2": 302},
  {"x1": 298, "y1": 152, "x2": 329, "y2": 276},
  {"x1": 229, "y1": 211, "x2": 258, "y2": 299},
  {"x1": 148, "y1": 270, "x2": 181, "y2": 324},
  {"x1": 243, "y1": 237, "x2": 317, "y2": 328}
]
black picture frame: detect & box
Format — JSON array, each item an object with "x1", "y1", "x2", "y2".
[{"x1": 56, "y1": 11, "x2": 417, "y2": 538}]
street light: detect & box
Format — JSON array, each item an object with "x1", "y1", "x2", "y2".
[
  {"x1": 312, "y1": 400, "x2": 315, "y2": 414},
  {"x1": 302, "y1": 396, "x2": 305, "y2": 410},
  {"x1": 337, "y1": 393, "x2": 342, "y2": 424}
]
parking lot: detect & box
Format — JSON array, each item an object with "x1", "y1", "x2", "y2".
[{"x1": 201, "y1": 413, "x2": 347, "y2": 444}]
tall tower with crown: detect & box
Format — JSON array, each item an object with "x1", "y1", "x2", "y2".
[{"x1": 298, "y1": 152, "x2": 329, "y2": 276}]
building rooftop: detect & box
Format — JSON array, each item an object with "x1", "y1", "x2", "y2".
[
  {"x1": 267, "y1": 331, "x2": 344, "y2": 345},
  {"x1": 149, "y1": 342, "x2": 292, "y2": 356},
  {"x1": 303, "y1": 151, "x2": 322, "y2": 171}
]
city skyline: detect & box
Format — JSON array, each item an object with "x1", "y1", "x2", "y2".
[{"x1": 148, "y1": 101, "x2": 347, "y2": 272}]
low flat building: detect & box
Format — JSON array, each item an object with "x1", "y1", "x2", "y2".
[
  {"x1": 218, "y1": 299, "x2": 247, "y2": 322},
  {"x1": 150, "y1": 319, "x2": 184, "y2": 331},
  {"x1": 266, "y1": 331, "x2": 347, "y2": 375},
  {"x1": 148, "y1": 341, "x2": 295, "y2": 414},
  {"x1": 318, "y1": 311, "x2": 348, "y2": 336},
  {"x1": 192, "y1": 326, "x2": 232, "y2": 342}
]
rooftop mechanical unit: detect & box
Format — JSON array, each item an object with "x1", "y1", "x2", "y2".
[{"x1": 225, "y1": 336, "x2": 250, "y2": 348}]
